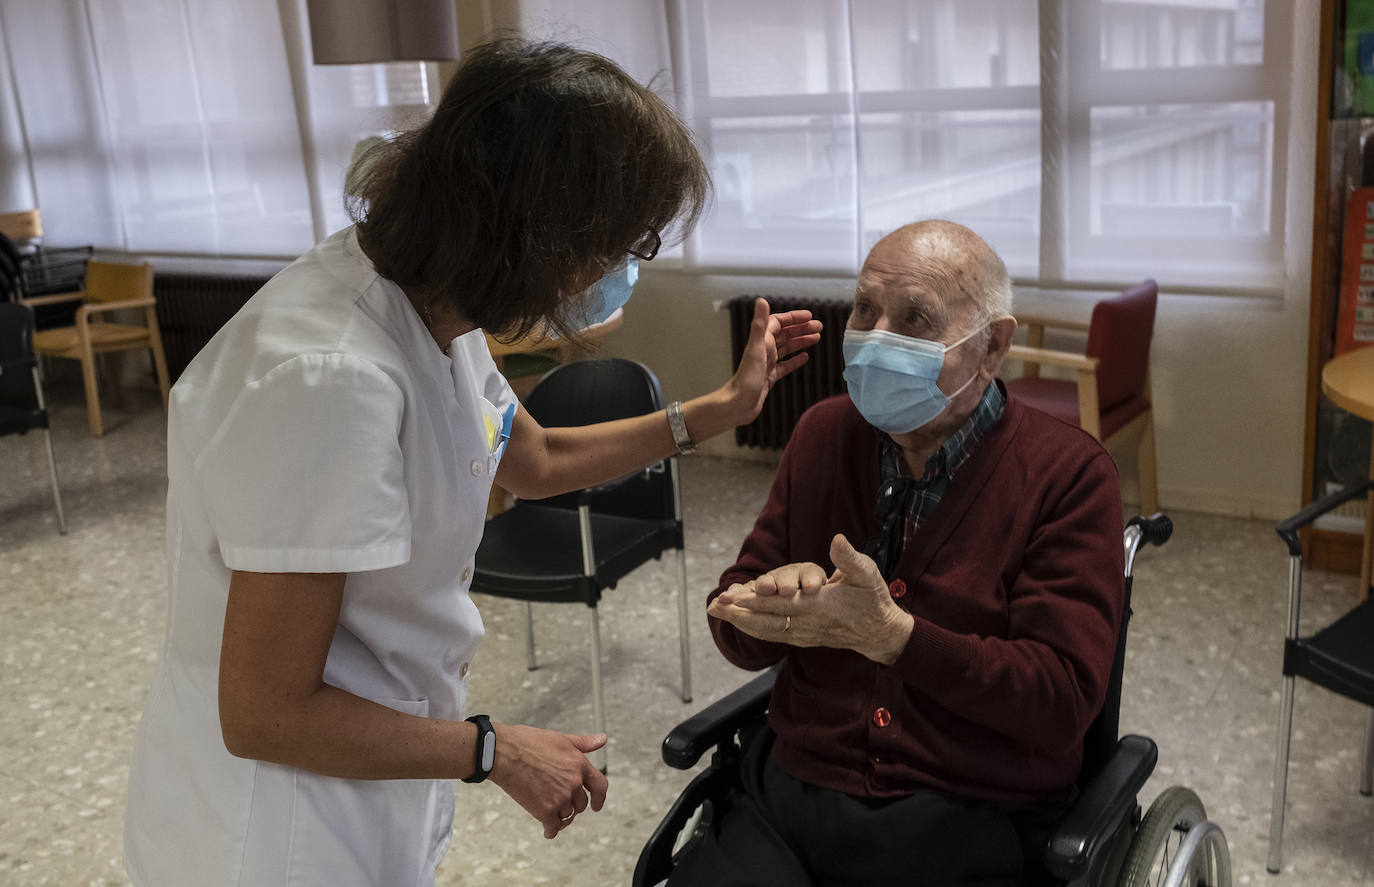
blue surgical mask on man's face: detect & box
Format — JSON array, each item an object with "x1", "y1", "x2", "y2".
[
  {"x1": 578, "y1": 258, "x2": 638, "y2": 327},
  {"x1": 842, "y1": 326, "x2": 983, "y2": 434}
]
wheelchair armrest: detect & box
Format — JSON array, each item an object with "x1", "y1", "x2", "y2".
[
  {"x1": 662, "y1": 669, "x2": 776, "y2": 770},
  {"x1": 1275, "y1": 480, "x2": 1374, "y2": 557},
  {"x1": 1044, "y1": 734, "x2": 1158, "y2": 882},
  {"x1": 633, "y1": 764, "x2": 724, "y2": 887}
]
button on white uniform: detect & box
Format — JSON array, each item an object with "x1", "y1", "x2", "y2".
[
  {"x1": 461, "y1": 566, "x2": 471, "y2": 582},
  {"x1": 470, "y1": 460, "x2": 482, "y2": 476},
  {"x1": 459, "y1": 662, "x2": 469, "y2": 678}
]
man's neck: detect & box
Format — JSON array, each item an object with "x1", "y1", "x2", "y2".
[
  {"x1": 888, "y1": 384, "x2": 987, "y2": 475},
  {"x1": 891, "y1": 421, "x2": 959, "y2": 476}
]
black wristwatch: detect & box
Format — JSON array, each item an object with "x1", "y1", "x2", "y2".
[{"x1": 462, "y1": 714, "x2": 495, "y2": 784}]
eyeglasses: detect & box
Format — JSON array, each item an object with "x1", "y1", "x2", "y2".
[
  {"x1": 627, "y1": 228, "x2": 661, "y2": 262},
  {"x1": 863, "y1": 477, "x2": 915, "y2": 581}
]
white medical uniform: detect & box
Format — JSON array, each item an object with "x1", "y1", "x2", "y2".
[{"x1": 124, "y1": 227, "x2": 517, "y2": 887}]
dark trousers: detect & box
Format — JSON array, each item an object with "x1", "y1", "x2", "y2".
[{"x1": 668, "y1": 731, "x2": 1062, "y2": 887}]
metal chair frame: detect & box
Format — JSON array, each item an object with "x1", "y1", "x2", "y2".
[
  {"x1": 1267, "y1": 481, "x2": 1374, "y2": 873},
  {"x1": 472, "y1": 358, "x2": 693, "y2": 772},
  {"x1": 516, "y1": 455, "x2": 693, "y2": 772}
]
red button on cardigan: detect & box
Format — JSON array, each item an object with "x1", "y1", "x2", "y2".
[
  {"x1": 872, "y1": 707, "x2": 892, "y2": 728},
  {"x1": 889, "y1": 579, "x2": 907, "y2": 599}
]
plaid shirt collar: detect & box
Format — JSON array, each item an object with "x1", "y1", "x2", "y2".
[{"x1": 867, "y1": 381, "x2": 1005, "y2": 573}]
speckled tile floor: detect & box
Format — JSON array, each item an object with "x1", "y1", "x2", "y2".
[{"x1": 2, "y1": 382, "x2": 1372, "y2": 886}]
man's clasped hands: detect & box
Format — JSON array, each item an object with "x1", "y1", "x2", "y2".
[{"x1": 706, "y1": 534, "x2": 916, "y2": 668}]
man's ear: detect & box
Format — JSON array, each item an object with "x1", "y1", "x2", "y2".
[{"x1": 985, "y1": 316, "x2": 1017, "y2": 369}]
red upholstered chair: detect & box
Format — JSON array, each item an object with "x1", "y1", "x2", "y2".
[{"x1": 1005, "y1": 280, "x2": 1158, "y2": 514}]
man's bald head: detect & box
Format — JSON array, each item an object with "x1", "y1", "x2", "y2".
[{"x1": 865, "y1": 220, "x2": 1013, "y2": 330}]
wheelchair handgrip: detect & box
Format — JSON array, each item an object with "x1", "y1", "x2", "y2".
[
  {"x1": 1127, "y1": 513, "x2": 1173, "y2": 547},
  {"x1": 1275, "y1": 480, "x2": 1374, "y2": 557},
  {"x1": 661, "y1": 669, "x2": 776, "y2": 770},
  {"x1": 1044, "y1": 734, "x2": 1158, "y2": 882}
]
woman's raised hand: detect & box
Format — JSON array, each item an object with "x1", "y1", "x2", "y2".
[{"x1": 724, "y1": 298, "x2": 824, "y2": 425}]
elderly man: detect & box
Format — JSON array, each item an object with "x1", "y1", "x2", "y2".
[{"x1": 671, "y1": 220, "x2": 1124, "y2": 887}]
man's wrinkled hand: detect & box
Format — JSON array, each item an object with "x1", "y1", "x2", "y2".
[{"x1": 707, "y1": 534, "x2": 914, "y2": 665}]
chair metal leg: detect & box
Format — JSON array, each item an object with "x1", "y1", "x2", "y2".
[
  {"x1": 589, "y1": 603, "x2": 607, "y2": 773},
  {"x1": 675, "y1": 547, "x2": 692, "y2": 703},
  {"x1": 1267, "y1": 675, "x2": 1296, "y2": 874},
  {"x1": 31, "y1": 368, "x2": 66, "y2": 535},
  {"x1": 524, "y1": 601, "x2": 536, "y2": 671},
  {"x1": 40, "y1": 428, "x2": 66, "y2": 538},
  {"x1": 1361, "y1": 707, "x2": 1374, "y2": 797},
  {"x1": 669, "y1": 457, "x2": 692, "y2": 703}
]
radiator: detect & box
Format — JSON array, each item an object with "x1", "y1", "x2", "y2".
[
  {"x1": 155, "y1": 274, "x2": 269, "y2": 381},
  {"x1": 728, "y1": 295, "x2": 851, "y2": 449}
]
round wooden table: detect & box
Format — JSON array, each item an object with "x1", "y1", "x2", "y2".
[
  {"x1": 484, "y1": 307, "x2": 624, "y2": 368},
  {"x1": 1321, "y1": 347, "x2": 1374, "y2": 590}
]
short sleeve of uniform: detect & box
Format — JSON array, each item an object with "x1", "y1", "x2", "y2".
[
  {"x1": 468, "y1": 334, "x2": 518, "y2": 418},
  {"x1": 192, "y1": 353, "x2": 411, "y2": 574}
]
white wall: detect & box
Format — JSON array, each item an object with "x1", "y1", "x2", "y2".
[{"x1": 599, "y1": 8, "x2": 1319, "y2": 521}]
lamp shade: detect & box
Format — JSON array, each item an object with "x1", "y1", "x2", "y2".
[{"x1": 307, "y1": 0, "x2": 460, "y2": 64}]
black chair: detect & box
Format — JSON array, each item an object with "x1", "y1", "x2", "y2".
[
  {"x1": 0, "y1": 302, "x2": 67, "y2": 534},
  {"x1": 470, "y1": 358, "x2": 692, "y2": 770},
  {"x1": 1267, "y1": 483, "x2": 1374, "y2": 873},
  {"x1": 0, "y1": 240, "x2": 21, "y2": 302},
  {"x1": 634, "y1": 515, "x2": 1232, "y2": 887},
  {"x1": 0, "y1": 232, "x2": 91, "y2": 332}
]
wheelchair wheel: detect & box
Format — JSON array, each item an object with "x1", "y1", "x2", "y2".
[{"x1": 1118, "y1": 786, "x2": 1215, "y2": 887}]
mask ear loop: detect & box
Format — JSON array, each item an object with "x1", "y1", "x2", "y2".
[{"x1": 941, "y1": 324, "x2": 989, "y2": 400}]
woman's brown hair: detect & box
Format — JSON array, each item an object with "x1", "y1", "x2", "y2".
[{"x1": 349, "y1": 37, "x2": 710, "y2": 342}]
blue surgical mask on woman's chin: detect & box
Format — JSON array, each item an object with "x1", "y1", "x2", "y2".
[
  {"x1": 578, "y1": 258, "x2": 639, "y2": 327},
  {"x1": 842, "y1": 326, "x2": 983, "y2": 434}
]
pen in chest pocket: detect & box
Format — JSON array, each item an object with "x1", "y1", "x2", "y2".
[{"x1": 483, "y1": 401, "x2": 516, "y2": 462}]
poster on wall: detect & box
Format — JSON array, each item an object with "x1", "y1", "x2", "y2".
[
  {"x1": 1336, "y1": 187, "x2": 1374, "y2": 355},
  {"x1": 1344, "y1": 0, "x2": 1374, "y2": 116}
]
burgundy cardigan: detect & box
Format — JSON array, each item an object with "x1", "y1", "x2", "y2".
[{"x1": 709, "y1": 390, "x2": 1125, "y2": 805}]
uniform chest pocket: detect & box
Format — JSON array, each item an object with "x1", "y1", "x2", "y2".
[{"x1": 478, "y1": 398, "x2": 515, "y2": 476}]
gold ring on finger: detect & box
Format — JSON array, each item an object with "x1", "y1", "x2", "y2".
[
  {"x1": 560, "y1": 811, "x2": 576, "y2": 823},
  {"x1": 784, "y1": 615, "x2": 791, "y2": 632}
]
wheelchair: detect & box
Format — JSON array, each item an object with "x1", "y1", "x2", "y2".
[{"x1": 634, "y1": 514, "x2": 1232, "y2": 887}]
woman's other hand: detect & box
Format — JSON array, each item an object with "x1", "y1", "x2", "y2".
[
  {"x1": 723, "y1": 298, "x2": 823, "y2": 425},
  {"x1": 488, "y1": 723, "x2": 609, "y2": 838}
]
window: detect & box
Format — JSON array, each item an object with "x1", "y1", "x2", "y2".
[
  {"x1": 0, "y1": 0, "x2": 436, "y2": 257},
  {"x1": 671, "y1": 0, "x2": 1289, "y2": 290}
]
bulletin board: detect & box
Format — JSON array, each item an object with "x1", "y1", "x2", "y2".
[{"x1": 1336, "y1": 187, "x2": 1374, "y2": 355}]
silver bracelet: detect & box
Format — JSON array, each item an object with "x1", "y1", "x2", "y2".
[{"x1": 666, "y1": 400, "x2": 697, "y2": 455}]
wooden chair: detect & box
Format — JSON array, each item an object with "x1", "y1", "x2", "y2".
[
  {"x1": 0, "y1": 209, "x2": 43, "y2": 245},
  {"x1": 23, "y1": 260, "x2": 170, "y2": 437},
  {"x1": 1005, "y1": 279, "x2": 1159, "y2": 514}
]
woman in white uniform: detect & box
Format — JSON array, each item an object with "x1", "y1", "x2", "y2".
[{"x1": 123, "y1": 38, "x2": 822, "y2": 887}]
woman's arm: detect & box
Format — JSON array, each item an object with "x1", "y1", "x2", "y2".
[
  {"x1": 496, "y1": 299, "x2": 821, "y2": 499},
  {"x1": 219, "y1": 570, "x2": 608, "y2": 838}
]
